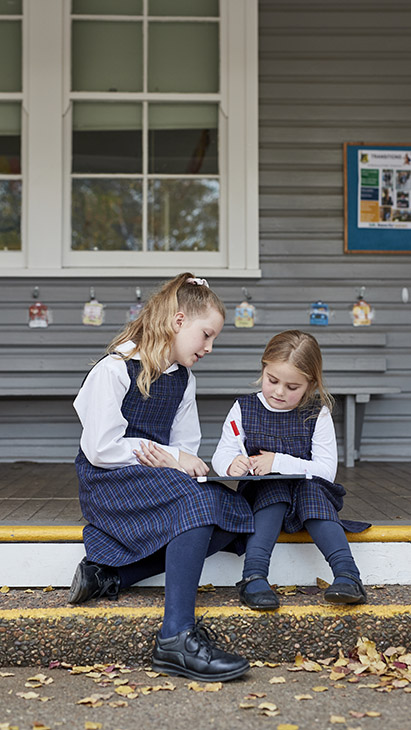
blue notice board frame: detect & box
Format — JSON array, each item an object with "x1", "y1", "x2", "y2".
[{"x1": 344, "y1": 142, "x2": 411, "y2": 254}]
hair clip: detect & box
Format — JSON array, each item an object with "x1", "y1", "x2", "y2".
[{"x1": 186, "y1": 277, "x2": 210, "y2": 288}]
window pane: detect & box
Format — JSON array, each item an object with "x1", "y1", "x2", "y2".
[
  {"x1": 0, "y1": 0, "x2": 21, "y2": 13},
  {"x1": 148, "y1": 23, "x2": 218, "y2": 92},
  {"x1": 72, "y1": 21, "x2": 142, "y2": 91},
  {"x1": 0, "y1": 180, "x2": 21, "y2": 251},
  {"x1": 149, "y1": 104, "x2": 218, "y2": 175},
  {"x1": 149, "y1": 0, "x2": 218, "y2": 16},
  {"x1": 0, "y1": 103, "x2": 21, "y2": 174},
  {"x1": 73, "y1": 103, "x2": 142, "y2": 174},
  {"x1": 72, "y1": 0, "x2": 142, "y2": 14},
  {"x1": 147, "y1": 179, "x2": 218, "y2": 251},
  {"x1": 0, "y1": 21, "x2": 21, "y2": 91},
  {"x1": 72, "y1": 179, "x2": 143, "y2": 251}
]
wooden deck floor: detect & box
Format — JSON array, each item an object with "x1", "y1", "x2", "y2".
[{"x1": 1, "y1": 461, "x2": 411, "y2": 527}]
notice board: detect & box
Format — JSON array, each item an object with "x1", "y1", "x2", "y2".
[{"x1": 344, "y1": 143, "x2": 411, "y2": 254}]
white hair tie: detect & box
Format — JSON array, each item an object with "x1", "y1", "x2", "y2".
[{"x1": 186, "y1": 277, "x2": 210, "y2": 288}]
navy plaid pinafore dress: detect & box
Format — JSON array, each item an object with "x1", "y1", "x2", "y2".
[
  {"x1": 75, "y1": 359, "x2": 254, "y2": 566},
  {"x1": 237, "y1": 394, "x2": 369, "y2": 534}
]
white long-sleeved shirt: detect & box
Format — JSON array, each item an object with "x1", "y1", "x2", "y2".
[
  {"x1": 211, "y1": 393, "x2": 337, "y2": 482},
  {"x1": 73, "y1": 340, "x2": 201, "y2": 469}
]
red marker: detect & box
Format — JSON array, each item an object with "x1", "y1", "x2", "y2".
[{"x1": 230, "y1": 420, "x2": 254, "y2": 474}]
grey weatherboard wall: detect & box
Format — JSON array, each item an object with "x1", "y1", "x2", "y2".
[{"x1": 0, "y1": 0, "x2": 410, "y2": 463}]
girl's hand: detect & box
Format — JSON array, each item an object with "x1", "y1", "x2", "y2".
[
  {"x1": 178, "y1": 451, "x2": 210, "y2": 477},
  {"x1": 250, "y1": 450, "x2": 275, "y2": 476},
  {"x1": 227, "y1": 455, "x2": 252, "y2": 477},
  {"x1": 134, "y1": 441, "x2": 183, "y2": 471}
]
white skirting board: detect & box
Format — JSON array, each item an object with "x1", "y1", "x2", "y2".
[{"x1": 1, "y1": 542, "x2": 411, "y2": 588}]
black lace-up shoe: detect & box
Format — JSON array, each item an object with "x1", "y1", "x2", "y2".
[
  {"x1": 324, "y1": 573, "x2": 367, "y2": 605},
  {"x1": 236, "y1": 574, "x2": 280, "y2": 610},
  {"x1": 152, "y1": 619, "x2": 250, "y2": 682},
  {"x1": 68, "y1": 557, "x2": 120, "y2": 604}
]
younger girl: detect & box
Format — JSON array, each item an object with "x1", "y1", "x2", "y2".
[
  {"x1": 69, "y1": 273, "x2": 254, "y2": 681},
  {"x1": 212, "y1": 330, "x2": 369, "y2": 610}
]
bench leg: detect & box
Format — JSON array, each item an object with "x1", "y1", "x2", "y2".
[
  {"x1": 354, "y1": 394, "x2": 370, "y2": 462},
  {"x1": 344, "y1": 395, "x2": 355, "y2": 467}
]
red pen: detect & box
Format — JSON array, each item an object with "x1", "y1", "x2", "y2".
[{"x1": 230, "y1": 420, "x2": 254, "y2": 474}]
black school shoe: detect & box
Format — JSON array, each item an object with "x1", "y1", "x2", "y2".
[
  {"x1": 324, "y1": 572, "x2": 367, "y2": 605},
  {"x1": 152, "y1": 619, "x2": 250, "y2": 682},
  {"x1": 68, "y1": 557, "x2": 120, "y2": 604},
  {"x1": 236, "y1": 574, "x2": 280, "y2": 610}
]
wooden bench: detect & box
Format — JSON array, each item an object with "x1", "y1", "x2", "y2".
[{"x1": 0, "y1": 328, "x2": 400, "y2": 467}]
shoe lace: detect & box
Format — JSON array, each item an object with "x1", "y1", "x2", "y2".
[
  {"x1": 96, "y1": 568, "x2": 120, "y2": 599},
  {"x1": 188, "y1": 615, "x2": 219, "y2": 660}
]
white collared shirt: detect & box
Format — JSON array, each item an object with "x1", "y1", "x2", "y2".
[
  {"x1": 73, "y1": 340, "x2": 201, "y2": 469},
  {"x1": 211, "y1": 392, "x2": 337, "y2": 482}
]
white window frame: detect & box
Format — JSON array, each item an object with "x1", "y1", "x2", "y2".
[
  {"x1": 1, "y1": 0, "x2": 259, "y2": 278},
  {"x1": 0, "y1": 3, "x2": 24, "y2": 268}
]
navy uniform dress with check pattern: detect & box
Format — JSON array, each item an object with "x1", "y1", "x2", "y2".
[
  {"x1": 75, "y1": 359, "x2": 254, "y2": 567},
  {"x1": 237, "y1": 394, "x2": 368, "y2": 534}
]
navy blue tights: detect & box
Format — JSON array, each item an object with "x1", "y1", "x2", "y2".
[
  {"x1": 242, "y1": 503, "x2": 360, "y2": 594},
  {"x1": 116, "y1": 526, "x2": 235, "y2": 639}
]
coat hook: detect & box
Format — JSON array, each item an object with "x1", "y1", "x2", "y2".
[
  {"x1": 136, "y1": 287, "x2": 141, "y2": 301},
  {"x1": 241, "y1": 287, "x2": 252, "y2": 302},
  {"x1": 90, "y1": 287, "x2": 95, "y2": 301},
  {"x1": 32, "y1": 286, "x2": 40, "y2": 300}
]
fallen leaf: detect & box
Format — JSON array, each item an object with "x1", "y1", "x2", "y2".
[
  {"x1": 84, "y1": 724, "x2": 102, "y2": 730},
  {"x1": 24, "y1": 588, "x2": 35, "y2": 593},
  {"x1": 0, "y1": 586, "x2": 10, "y2": 593},
  {"x1": 197, "y1": 583, "x2": 216, "y2": 592},
  {"x1": 349, "y1": 711, "x2": 366, "y2": 718},
  {"x1": 42, "y1": 585, "x2": 54, "y2": 592},
  {"x1": 32, "y1": 724, "x2": 51, "y2": 730},
  {"x1": 365, "y1": 711, "x2": 381, "y2": 717},
  {"x1": 144, "y1": 671, "x2": 161, "y2": 678},
  {"x1": 244, "y1": 692, "x2": 266, "y2": 698},
  {"x1": 108, "y1": 700, "x2": 128, "y2": 707},
  {"x1": 27, "y1": 674, "x2": 53, "y2": 686},
  {"x1": 269, "y1": 676, "x2": 286, "y2": 684},
  {"x1": 258, "y1": 702, "x2": 278, "y2": 711},
  {"x1": 294, "y1": 694, "x2": 313, "y2": 701},
  {"x1": 312, "y1": 686, "x2": 328, "y2": 692},
  {"x1": 301, "y1": 660, "x2": 322, "y2": 672},
  {"x1": 330, "y1": 716, "x2": 346, "y2": 724},
  {"x1": 16, "y1": 691, "x2": 39, "y2": 700},
  {"x1": 276, "y1": 725, "x2": 300, "y2": 730},
  {"x1": 77, "y1": 693, "x2": 112, "y2": 706},
  {"x1": 316, "y1": 577, "x2": 330, "y2": 589},
  {"x1": 187, "y1": 681, "x2": 222, "y2": 692},
  {"x1": 239, "y1": 702, "x2": 256, "y2": 709},
  {"x1": 0, "y1": 672, "x2": 14, "y2": 677},
  {"x1": 114, "y1": 686, "x2": 136, "y2": 697},
  {"x1": 277, "y1": 585, "x2": 297, "y2": 595}
]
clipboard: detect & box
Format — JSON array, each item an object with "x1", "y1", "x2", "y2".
[{"x1": 196, "y1": 474, "x2": 306, "y2": 482}]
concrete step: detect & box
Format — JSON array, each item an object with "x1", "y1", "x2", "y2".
[
  {"x1": 1, "y1": 525, "x2": 410, "y2": 587},
  {"x1": 0, "y1": 585, "x2": 410, "y2": 666}
]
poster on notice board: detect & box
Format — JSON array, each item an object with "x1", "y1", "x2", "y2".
[{"x1": 344, "y1": 143, "x2": 411, "y2": 254}]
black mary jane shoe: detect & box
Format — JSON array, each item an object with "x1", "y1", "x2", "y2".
[
  {"x1": 152, "y1": 618, "x2": 250, "y2": 682},
  {"x1": 324, "y1": 572, "x2": 367, "y2": 605},
  {"x1": 236, "y1": 574, "x2": 279, "y2": 610},
  {"x1": 68, "y1": 557, "x2": 120, "y2": 604}
]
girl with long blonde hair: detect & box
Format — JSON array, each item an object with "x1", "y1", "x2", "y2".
[{"x1": 69, "y1": 273, "x2": 252, "y2": 682}]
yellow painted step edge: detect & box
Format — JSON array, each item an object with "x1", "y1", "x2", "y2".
[
  {"x1": 0, "y1": 525, "x2": 410, "y2": 543},
  {"x1": 0, "y1": 604, "x2": 410, "y2": 621}
]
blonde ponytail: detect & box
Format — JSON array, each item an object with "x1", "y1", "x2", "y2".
[{"x1": 108, "y1": 273, "x2": 225, "y2": 397}]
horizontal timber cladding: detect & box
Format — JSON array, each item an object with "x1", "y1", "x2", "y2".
[{"x1": 0, "y1": 0, "x2": 411, "y2": 462}]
